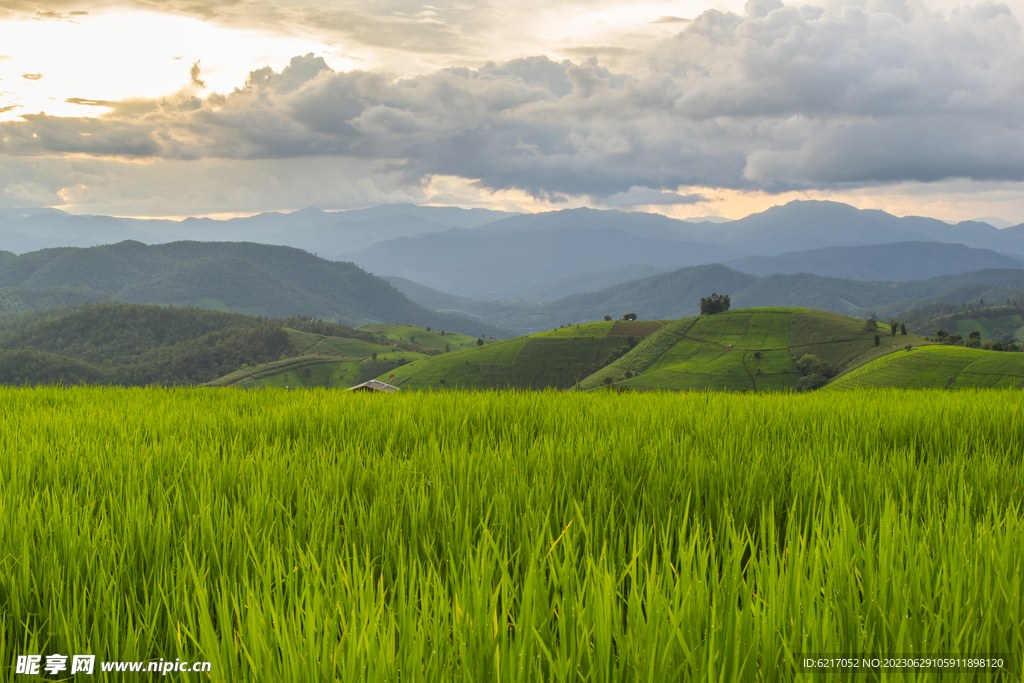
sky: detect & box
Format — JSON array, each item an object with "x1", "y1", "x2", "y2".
[{"x1": 1, "y1": 0, "x2": 1023, "y2": 222}]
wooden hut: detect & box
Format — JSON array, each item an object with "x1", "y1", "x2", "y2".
[{"x1": 347, "y1": 380, "x2": 399, "y2": 393}]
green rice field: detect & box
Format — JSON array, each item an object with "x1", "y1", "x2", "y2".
[
  {"x1": 1, "y1": 387, "x2": 1022, "y2": 681},
  {"x1": 830, "y1": 345, "x2": 1024, "y2": 390}
]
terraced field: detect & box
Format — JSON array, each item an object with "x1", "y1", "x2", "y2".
[
  {"x1": 286, "y1": 329, "x2": 394, "y2": 358},
  {"x1": 359, "y1": 323, "x2": 481, "y2": 351},
  {"x1": 910, "y1": 308, "x2": 1024, "y2": 343},
  {"x1": 213, "y1": 308, "x2": 1017, "y2": 393},
  {"x1": 385, "y1": 320, "x2": 663, "y2": 390},
  {"x1": 598, "y1": 310, "x2": 796, "y2": 391},
  {"x1": 829, "y1": 345, "x2": 1024, "y2": 390},
  {"x1": 208, "y1": 328, "x2": 426, "y2": 389}
]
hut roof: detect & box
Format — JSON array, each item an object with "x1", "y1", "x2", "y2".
[{"x1": 347, "y1": 379, "x2": 400, "y2": 393}]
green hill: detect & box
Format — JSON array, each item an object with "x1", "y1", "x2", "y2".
[
  {"x1": 377, "y1": 308, "x2": 951, "y2": 392},
  {"x1": 0, "y1": 303, "x2": 294, "y2": 386},
  {"x1": 828, "y1": 345, "x2": 1024, "y2": 390},
  {"x1": 581, "y1": 308, "x2": 927, "y2": 392},
  {"x1": 359, "y1": 323, "x2": 483, "y2": 352},
  {"x1": 0, "y1": 241, "x2": 513, "y2": 338},
  {"x1": 0, "y1": 302, "x2": 442, "y2": 387},
  {"x1": 381, "y1": 320, "x2": 663, "y2": 390},
  {"x1": 903, "y1": 303, "x2": 1024, "y2": 343},
  {"x1": 205, "y1": 326, "x2": 448, "y2": 389}
]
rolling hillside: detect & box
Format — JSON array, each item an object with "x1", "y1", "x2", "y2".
[
  {"x1": 828, "y1": 346, "x2": 1024, "y2": 390},
  {"x1": 0, "y1": 241, "x2": 513, "y2": 338},
  {"x1": 206, "y1": 337, "x2": 427, "y2": 390},
  {"x1": 581, "y1": 308, "x2": 928, "y2": 392},
  {"x1": 0, "y1": 302, "x2": 455, "y2": 387},
  {"x1": 902, "y1": 302, "x2": 1024, "y2": 342},
  {"x1": 381, "y1": 320, "x2": 664, "y2": 390},
  {"x1": 359, "y1": 324, "x2": 485, "y2": 351},
  {"x1": 372, "y1": 307, "x2": 995, "y2": 393},
  {"x1": 205, "y1": 323, "x2": 479, "y2": 389},
  {"x1": 373, "y1": 308, "x2": 942, "y2": 392}
]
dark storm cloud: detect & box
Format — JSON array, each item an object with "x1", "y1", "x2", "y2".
[
  {"x1": 601, "y1": 186, "x2": 706, "y2": 207},
  {"x1": 2, "y1": 2, "x2": 1023, "y2": 200}
]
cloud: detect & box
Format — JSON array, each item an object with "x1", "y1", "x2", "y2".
[
  {"x1": 0, "y1": 154, "x2": 424, "y2": 215},
  {"x1": 190, "y1": 60, "x2": 206, "y2": 89},
  {"x1": 32, "y1": 9, "x2": 87, "y2": 21},
  {"x1": 20, "y1": 73, "x2": 43, "y2": 81},
  {"x1": 600, "y1": 186, "x2": 706, "y2": 207},
  {"x1": 2, "y1": 0, "x2": 1024, "y2": 213}
]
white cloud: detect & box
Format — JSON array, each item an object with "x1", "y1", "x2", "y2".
[{"x1": 1, "y1": 0, "x2": 1023, "y2": 216}]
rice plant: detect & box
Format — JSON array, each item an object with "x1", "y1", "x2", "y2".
[{"x1": 0, "y1": 387, "x2": 1021, "y2": 681}]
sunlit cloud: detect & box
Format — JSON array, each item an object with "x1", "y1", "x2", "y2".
[{"x1": 1, "y1": 0, "x2": 1023, "y2": 221}]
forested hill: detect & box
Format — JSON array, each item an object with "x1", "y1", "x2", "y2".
[
  {"x1": 0, "y1": 241, "x2": 511, "y2": 339},
  {"x1": 0, "y1": 303, "x2": 437, "y2": 386}
]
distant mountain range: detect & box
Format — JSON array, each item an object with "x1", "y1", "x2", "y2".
[
  {"x1": 725, "y1": 242, "x2": 1024, "y2": 281},
  {"x1": 0, "y1": 204, "x2": 516, "y2": 256},
  {"x1": 344, "y1": 201, "x2": 1024, "y2": 299},
  {"x1": 2, "y1": 200, "x2": 1024, "y2": 331},
  {"x1": 389, "y1": 263, "x2": 1024, "y2": 334},
  {"x1": 0, "y1": 241, "x2": 512, "y2": 338}
]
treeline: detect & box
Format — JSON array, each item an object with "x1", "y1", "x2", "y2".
[
  {"x1": 278, "y1": 315, "x2": 440, "y2": 356},
  {"x1": 923, "y1": 329, "x2": 1022, "y2": 352},
  {"x1": 0, "y1": 303, "x2": 293, "y2": 386},
  {"x1": 0, "y1": 302, "x2": 445, "y2": 386}
]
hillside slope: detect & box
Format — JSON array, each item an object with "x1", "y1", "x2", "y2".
[
  {"x1": 0, "y1": 241, "x2": 513, "y2": 338},
  {"x1": 580, "y1": 308, "x2": 926, "y2": 392},
  {"x1": 828, "y1": 346, "x2": 1024, "y2": 390},
  {"x1": 375, "y1": 308, "x2": 941, "y2": 393},
  {"x1": 382, "y1": 320, "x2": 665, "y2": 390}
]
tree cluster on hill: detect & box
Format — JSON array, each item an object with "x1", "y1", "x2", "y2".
[
  {"x1": 925, "y1": 327, "x2": 1022, "y2": 352},
  {"x1": 794, "y1": 353, "x2": 836, "y2": 391},
  {"x1": 0, "y1": 302, "x2": 445, "y2": 387},
  {"x1": 700, "y1": 293, "x2": 730, "y2": 315},
  {"x1": 0, "y1": 303, "x2": 293, "y2": 385}
]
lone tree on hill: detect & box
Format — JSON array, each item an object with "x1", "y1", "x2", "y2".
[
  {"x1": 476, "y1": 338, "x2": 484, "y2": 347},
  {"x1": 890, "y1": 321, "x2": 898, "y2": 337},
  {"x1": 900, "y1": 322, "x2": 907, "y2": 335},
  {"x1": 700, "y1": 293, "x2": 730, "y2": 315},
  {"x1": 622, "y1": 313, "x2": 637, "y2": 321}
]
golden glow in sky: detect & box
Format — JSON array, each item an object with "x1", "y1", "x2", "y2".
[
  {"x1": 1, "y1": 0, "x2": 1023, "y2": 221},
  {"x1": 0, "y1": 10, "x2": 344, "y2": 121}
]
